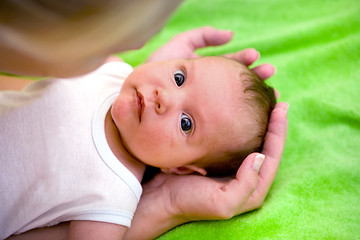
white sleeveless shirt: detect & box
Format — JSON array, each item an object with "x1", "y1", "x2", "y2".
[{"x1": 0, "y1": 62, "x2": 142, "y2": 239}]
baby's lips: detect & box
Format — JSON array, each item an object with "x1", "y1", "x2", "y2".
[{"x1": 136, "y1": 90, "x2": 145, "y2": 122}]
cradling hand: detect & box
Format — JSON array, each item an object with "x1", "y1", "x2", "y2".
[
  {"x1": 143, "y1": 101, "x2": 288, "y2": 221},
  {"x1": 147, "y1": 26, "x2": 276, "y2": 80}
]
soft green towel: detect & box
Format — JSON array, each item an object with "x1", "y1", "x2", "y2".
[{"x1": 120, "y1": 0, "x2": 360, "y2": 239}]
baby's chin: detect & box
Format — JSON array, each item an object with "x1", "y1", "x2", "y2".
[
  {"x1": 115, "y1": 129, "x2": 140, "y2": 160},
  {"x1": 127, "y1": 150, "x2": 166, "y2": 168}
]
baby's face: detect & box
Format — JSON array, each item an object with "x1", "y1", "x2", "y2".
[{"x1": 111, "y1": 57, "x2": 252, "y2": 168}]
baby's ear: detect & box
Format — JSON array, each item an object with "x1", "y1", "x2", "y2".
[{"x1": 161, "y1": 165, "x2": 207, "y2": 176}]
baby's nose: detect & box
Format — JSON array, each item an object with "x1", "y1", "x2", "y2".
[{"x1": 154, "y1": 89, "x2": 172, "y2": 114}]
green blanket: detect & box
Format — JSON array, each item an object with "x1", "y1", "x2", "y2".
[{"x1": 120, "y1": 0, "x2": 360, "y2": 239}]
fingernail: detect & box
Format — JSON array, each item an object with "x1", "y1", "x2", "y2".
[
  {"x1": 224, "y1": 30, "x2": 234, "y2": 36},
  {"x1": 252, "y1": 154, "x2": 265, "y2": 173},
  {"x1": 277, "y1": 102, "x2": 289, "y2": 113},
  {"x1": 283, "y1": 103, "x2": 289, "y2": 110},
  {"x1": 282, "y1": 103, "x2": 289, "y2": 115},
  {"x1": 273, "y1": 66, "x2": 277, "y2": 74}
]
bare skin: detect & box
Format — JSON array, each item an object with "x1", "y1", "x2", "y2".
[{"x1": 4, "y1": 27, "x2": 288, "y2": 240}]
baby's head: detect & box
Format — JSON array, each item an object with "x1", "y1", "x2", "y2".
[{"x1": 111, "y1": 56, "x2": 276, "y2": 177}]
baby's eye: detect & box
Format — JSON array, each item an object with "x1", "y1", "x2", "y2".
[
  {"x1": 180, "y1": 113, "x2": 192, "y2": 134},
  {"x1": 174, "y1": 69, "x2": 185, "y2": 87}
]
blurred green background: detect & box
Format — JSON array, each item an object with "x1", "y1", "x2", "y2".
[{"x1": 119, "y1": 0, "x2": 360, "y2": 239}]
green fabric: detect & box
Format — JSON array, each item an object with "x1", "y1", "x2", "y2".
[{"x1": 119, "y1": 0, "x2": 360, "y2": 239}]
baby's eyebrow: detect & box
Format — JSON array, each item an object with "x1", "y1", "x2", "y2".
[
  {"x1": 182, "y1": 71, "x2": 197, "y2": 139},
  {"x1": 184, "y1": 60, "x2": 194, "y2": 81}
]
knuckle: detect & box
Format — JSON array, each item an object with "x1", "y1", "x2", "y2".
[
  {"x1": 214, "y1": 206, "x2": 234, "y2": 220},
  {"x1": 243, "y1": 179, "x2": 257, "y2": 195},
  {"x1": 257, "y1": 194, "x2": 266, "y2": 207},
  {"x1": 250, "y1": 193, "x2": 265, "y2": 210},
  {"x1": 210, "y1": 194, "x2": 236, "y2": 220},
  {"x1": 253, "y1": 199, "x2": 265, "y2": 209},
  {"x1": 202, "y1": 25, "x2": 213, "y2": 31}
]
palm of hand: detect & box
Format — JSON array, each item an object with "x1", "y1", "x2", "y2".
[{"x1": 143, "y1": 171, "x2": 254, "y2": 221}]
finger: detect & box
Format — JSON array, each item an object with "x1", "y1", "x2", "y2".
[
  {"x1": 224, "y1": 48, "x2": 260, "y2": 66},
  {"x1": 237, "y1": 103, "x2": 288, "y2": 213},
  {"x1": 180, "y1": 26, "x2": 234, "y2": 50},
  {"x1": 259, "y1": 102, "x2": 289, "y2": 188},
  {"x1": 252, "y1": 63, "x2": 276, "y2": 80},
  {"x1": 274, "y1": 89, "x2": 280, "y2": 99},
  {"x1": 222, "y1": 153, "x2": 264, "y2": 213}
]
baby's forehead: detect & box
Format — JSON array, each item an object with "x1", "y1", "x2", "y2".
[
  {"x1": 195, "y1": 56, "x2": 249, "y2": 82},
  {"x1": 195, "y1": 56, "x2": 248, "y2": 69},
  {"x1": 189, "y1": 56, "x2": 252, "y2": 113}
]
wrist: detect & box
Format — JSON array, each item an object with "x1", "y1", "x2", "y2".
[
  {"x1": 144, "y1": 181, "x2": 189, "y2": 227},
  {"x1": 124, "y1": 181, "x2": 188, "y2": 240}
]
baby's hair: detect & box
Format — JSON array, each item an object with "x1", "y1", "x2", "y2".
[{"x1": 204, "y1": 62, "x2": 276, "y2": 177}]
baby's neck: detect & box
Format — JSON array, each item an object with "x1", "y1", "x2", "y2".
[{"x1": 104, "y1": 110, "x2": 146, "y2": 182}]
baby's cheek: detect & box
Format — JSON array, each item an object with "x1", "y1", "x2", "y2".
[{"x1": 143, "y1": 127, "x2": 174, "y2": 151}]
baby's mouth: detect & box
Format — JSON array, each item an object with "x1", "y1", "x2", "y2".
[{"x1": 136, "y1": 90, "x2": 145, "y2": 122}]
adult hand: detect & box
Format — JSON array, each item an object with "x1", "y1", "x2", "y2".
[
  {"x1": 147, "y1": 26, "x2": 276, "y2": 80},
  {"x1": 168, "y1": 102, "x2": 289, "y2": 219}
]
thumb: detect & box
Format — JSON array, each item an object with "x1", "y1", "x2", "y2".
[
  {"x1": 240, "y1": 153, "x2": 266, "y2": 177},
  {"x1": 223, "y1": 153, "x2": 265, "y2": 210},
  {"x1": 234, "y1": 153, "x2": 265, "y2": 182}
]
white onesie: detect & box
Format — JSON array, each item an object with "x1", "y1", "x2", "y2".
[{"x1": 0, "y1": 62, "x2": 142, "y2": 239}]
